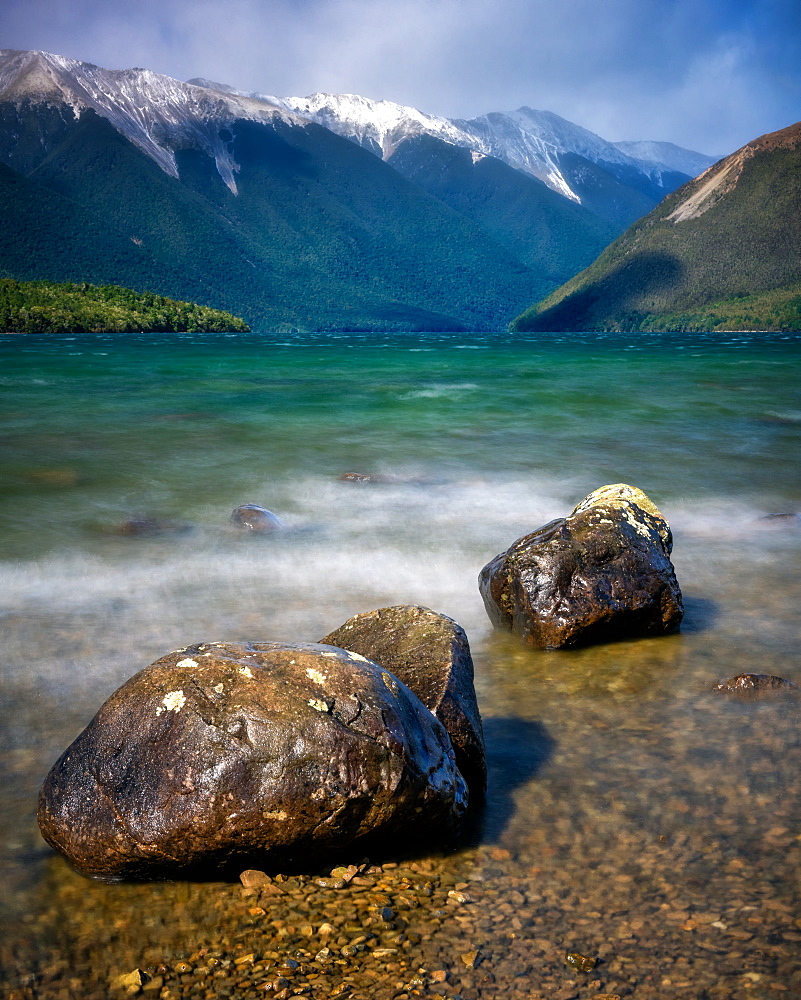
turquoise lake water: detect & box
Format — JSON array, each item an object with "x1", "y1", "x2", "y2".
[{"x1": 2, "y1": 330, "x2": 801, "y2": 994}]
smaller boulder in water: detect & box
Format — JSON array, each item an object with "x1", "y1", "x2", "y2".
[
  {"x1": 230, "y1": 504, "x2": 284, "y2": 533},
  {"x1": 116, "y1": 517, "x2": 193, "y2": 537},
  {"x1": 755, "y1": 513, "x2": 800, "y2": 529},
  {"x1": 479, "y1": 484, "x2": 683, "y2": 649},
  {"x1": 337, "y1": 472, "x2": 395, "y2": 485},
  {"x1": 712, "y1": 673, "x2": 799, "y2": 698}
]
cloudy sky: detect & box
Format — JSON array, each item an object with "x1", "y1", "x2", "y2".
[{"x1": 2, "y1": 0, "x2": 798, "y2": 156}]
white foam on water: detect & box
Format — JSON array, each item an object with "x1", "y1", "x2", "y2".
[
  {"x1": 0, "y1": 472, "x2": 566, "y2": 689},
  {"x1": 3, "y1": 474, "x2": 799, "y2": 699},
  {"x1": 398, "y1": 382, "x2": 479, "y2": 400}
]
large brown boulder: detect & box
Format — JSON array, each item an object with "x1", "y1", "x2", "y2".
[
  {"x1": 38, "y1": 641, "x2": 467, "y2": 881},
  {"x1": 321, "y1": 606, "x2": 486, "y2": 798},
  {"x1": 479, "y1": 484, "x2": 683, "y2": 649}
]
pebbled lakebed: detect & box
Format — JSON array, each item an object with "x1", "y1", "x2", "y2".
[{"x1": 2, "y1": 330, "x2": 801, "y2": 999}]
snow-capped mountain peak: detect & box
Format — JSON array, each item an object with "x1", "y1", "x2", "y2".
[
  {"x1": 238, "y1": 89, "x2": 583, "y2": 199},
  {"x1": 213, "y1": 88, "x2": 471, "y2": 159},
  {"x1": 242, "y1": 88, "x2": 716, "y2": 205},
  {"x1": 0, "y1": 49, "x2": 302, "y2": 193},
  {"x1": 507, "y1": 106, "x2": 635, "y2": 167}
]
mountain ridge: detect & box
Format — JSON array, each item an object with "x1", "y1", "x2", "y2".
[
  {"x1": 511, "y1": 121, "x2": 801, "y2": 332},
  {"x1": 196, "y1": 81, "x2": 718, "y2": 223},
  {"x1": 0, "y1": 48, "x2": 729, "y2": 332},
  {"x1": 0, "y1": 49, "x2": 301, "y2": 193}
]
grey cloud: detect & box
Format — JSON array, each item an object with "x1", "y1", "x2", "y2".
[{"x1": 1, "y1": 0, "x2": 798, "y2": 154}]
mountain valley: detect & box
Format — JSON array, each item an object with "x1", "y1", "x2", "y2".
[{"x1": 0, "y1": 49, "x2": 721, "y2": 331}]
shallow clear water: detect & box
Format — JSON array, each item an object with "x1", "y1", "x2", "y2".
[{"x1": 2, "y1": 330, "x2": 801, "y2": 996}]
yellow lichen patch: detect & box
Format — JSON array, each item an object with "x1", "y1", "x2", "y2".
[
  {"x1": 175, "y1": 657, "x2": 198, "y2": 669},
  {"x1": 569, "y1": 483, "x2": 670, "y2": 544},
  {"x1": 263, "y1": 809, "x2": 288, "y2": 821},
  {"x1": 213, "y1": 683, "x2": 224, "y2": 694},
  {"x1": 161, "y1": 690, "x2": 186, "y2": 713},
  {"x1": 571, "y1": 483, "x2": 653, "y2": 516},
  {"x1": 622, "y1": 506, "x2": 656, "y2": 539},
  {"x1": 381, "y1": 672, "x2": 400, "y2": 696},
  {"x1": 308, "y1": 698, "x2": 330, "y2": 713},
  {"x1": 348, "y1": 651, "x2": 371, "y2": 663},
  {"x1": 306, "y1": 667, "x2": 327, "y2": 685},
  {"x1": 238, "y1": 666, "x2": 254, "y2": 679}
]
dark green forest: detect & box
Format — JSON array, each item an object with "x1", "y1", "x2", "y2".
[
  {"x1": 0, "y1": 105, "x2": 550, "y2": 331},
  {"x1": 0, "y1": 279, "x2": 249, "y2": 333}
]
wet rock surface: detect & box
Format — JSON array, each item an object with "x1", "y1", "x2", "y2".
[
  {"x1": 479, "y1": 484, "x2": 684, "y2": 649},
  {"x1": 37, "y1": 642, "x2": 467, "y2": 881},
  {"x1": 712, "y1": 672, "x2": 799, "y2": 698},
  {"x1": 321, "y1": 606, "x2": 486, "y2": 798},
  {"x1": 229, "y1": 504, "x2": 284, "y2": 532}
]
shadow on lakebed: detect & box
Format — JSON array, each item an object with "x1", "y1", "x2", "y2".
[
  {"x1": 674, "y1": 594, "x2": 718, "y2": 634},
  {"x1": 470, "y1": 717, "x2": 555, "y2": 846}
]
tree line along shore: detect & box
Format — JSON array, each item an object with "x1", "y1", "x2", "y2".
[{"x1": 0, "y1": 279, "x2": 250, "y2": 334}]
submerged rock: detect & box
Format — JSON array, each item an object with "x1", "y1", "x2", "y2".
[
  {"x1": 229, "y1": 504, "x2": 284, "y2": 532},
  {"x1": 25, "y1": 467, "x2": 80, "y2": 487},
  {"x1": 479, "y1": 484, "x2": 683, "y2": 649},
  {"x1": 755, "y1": 512, "x2": 800, "y2": 529},
  {"x1": 712, "y1": 673, "x2": 799, "y2": 698},
  {"x1": 321, "y1": 605, "x2": 486, "y2": 798},
  {"x1": 337, "y1": 472, "x2": 396, "y2": 484},
  {"x1": 38, "y1": 641, "x2": 466, "y2": 881},
  {"x1": 116, "y1": 516, "x2": 193, "y2": 537}
]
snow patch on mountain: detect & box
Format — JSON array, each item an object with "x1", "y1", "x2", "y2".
[{"x1": 613, "y1": 139, "x2": 718, "y2": 178}]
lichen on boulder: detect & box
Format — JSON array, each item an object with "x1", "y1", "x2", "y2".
[{"x1": 479, "y1": 484, "x2": 683, "y2": 649}]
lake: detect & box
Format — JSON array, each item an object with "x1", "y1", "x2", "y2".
[{"x1": 2, "y1": 330, "x2": 801, "y2": 999}]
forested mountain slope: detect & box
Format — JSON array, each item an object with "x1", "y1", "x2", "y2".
[{"x1": 512, "y1": 122, "x2": 801, "y2": 332}]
